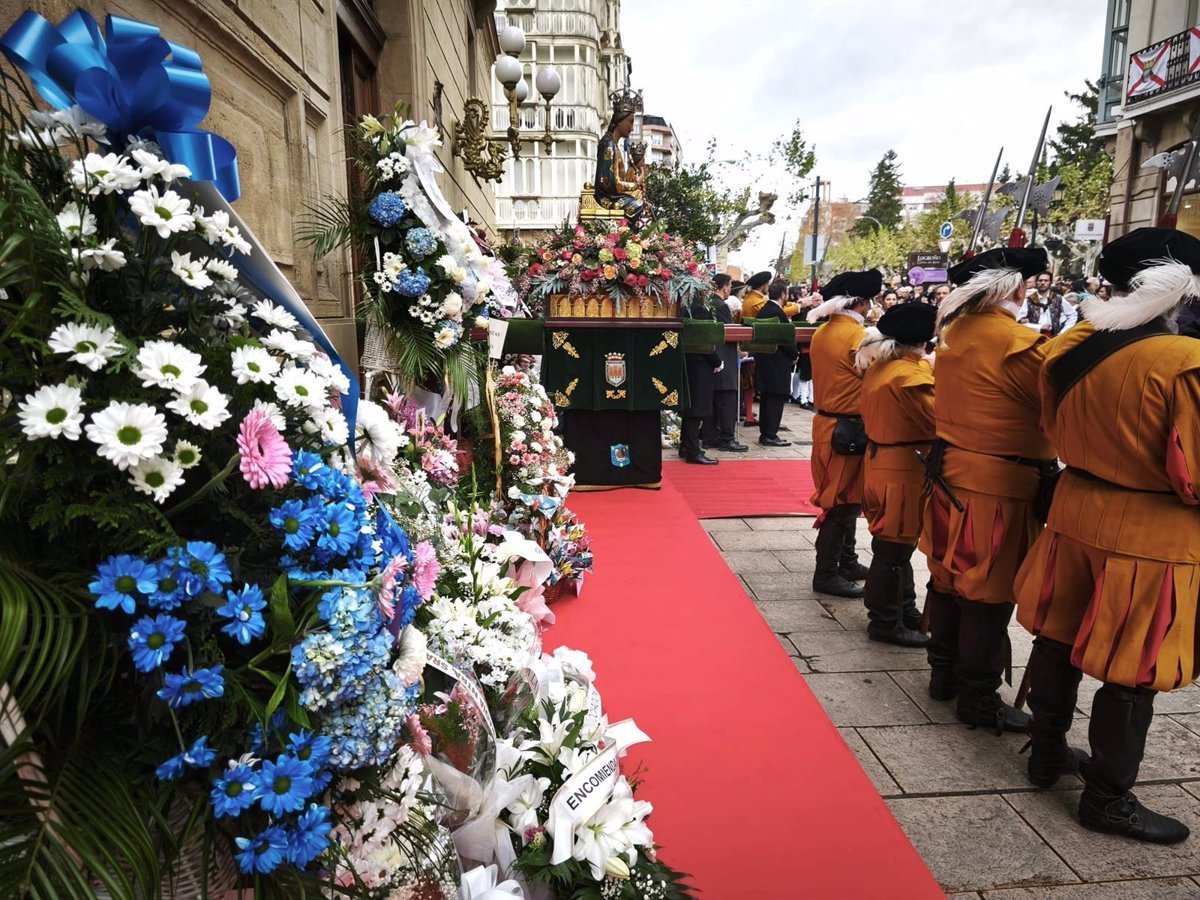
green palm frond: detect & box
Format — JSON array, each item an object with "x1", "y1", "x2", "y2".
[{"x1": 295, "y1": 197, "x2": 357, "y2": 261}]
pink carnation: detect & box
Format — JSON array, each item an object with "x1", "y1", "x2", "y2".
[
  {"x1": 411, "y1": 541, "x2": 441, "y2": 602},
  {"x1": 237, "y1": 408, "x2": 291, "y2": 490}
]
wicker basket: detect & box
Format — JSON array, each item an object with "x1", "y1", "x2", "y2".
[{"x1": 548, "y1": 293, "x2": 679, "y2": 320}]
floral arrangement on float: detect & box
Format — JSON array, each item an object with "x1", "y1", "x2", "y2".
[{"x1": 508, "y1": 221, "x2": 711, "y2": 320}]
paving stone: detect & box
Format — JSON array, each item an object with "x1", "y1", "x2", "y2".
[
  {"x1": 890, "y1": 668, "x2": 960, "y2": 724},
  {"x1": 700, "y1": 518, "x2": 750, "y2": 532},
  {"x1": 837, "y1": 727, "x2": 902, "y2": 795},
  {"x1": 770, "y1": 549, "x2": 821, "y2": 573},
  {"x1": 775, "y1": 633, "x2": 798, "y2": 656},
  {"x1": 1135, "y1": 716, "x2": 1200, "y2": 782},
  {"x1": 717, "y1": 550, "x2": 787, "y2": 572},
  {"x1": 1004, "y1": 785, "x2": 1200, "y2": 880},
  {"x1": 792, "y1": 656, "x2": 812, "y2": 674},
  {"x1": 739, "y1": 570, "x2": 815, "y2": 600},
  {"x1": 983, "y1": 877, "x2": 1200, "y2": 898},
  {"x1": 886, "y1": 794, "x2": 1076, "y2": 893},
  {"x1": 753, "y1": 599, "x2": 842, "y2": 633},
  {"x1": 790, "y1": 630, "x2": 930, "y2": 673},
  {"x1": 1009, "y1": 626, "x2": 1034, "y2": 668},
  {"x1": 744, "y1": 516, "x2": 817, "y2": 537},
  {"x1": 806, "y1": 673, "x2": 929, "y2": 727},
  {"x1": 708, "y1": 530, "x2": 782, "y2": 551},
  {"x1": 822, "y1": 597, "x2": 870, "y2": 631},
  {"x1": 1152, "y1": 682, "x2": 1200, "y2": 715},
  {"x1": 861, "y1": 723, "x2": 1077, "y2": 794}
]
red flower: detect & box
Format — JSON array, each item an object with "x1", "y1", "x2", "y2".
[
  {"x1": 580, "y1": 269, "x2": 596, "y2": 282},
  {"x1": 624, "y1": 273, "x2": 638, "y2": 286},
  {"x1": 618, "y1": 218, "x2": 629, "y2": 227},
  {"x1": 660, "y1": 268, "x2": 673, "y2": 279},
  {"x1": 686, "y1": 261, "x2": 698, "y2": 274},
  {"x1": 560, "y1": 250, "x2": 572, "y2": 261},
  {"x1": 613, "y1": 247, "x2": 627, "y2": 261},
  {"x1": 637, "y1": 275, "x2": 649, "y2": 287},
  {"x1": 529, "y1": 263, "x2": 544, "y2": 276},
  {"x1": 657, "y1": 251, "x2": 666, "y2": 260}
]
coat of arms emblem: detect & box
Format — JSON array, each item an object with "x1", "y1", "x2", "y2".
[{"x1": 604, "y1": 352, "x2": 627, "y2": 387}]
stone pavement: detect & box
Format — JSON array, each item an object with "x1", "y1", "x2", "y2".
[{"x1": 694, "y1": 402, "x2": 1200, "y2": 897}]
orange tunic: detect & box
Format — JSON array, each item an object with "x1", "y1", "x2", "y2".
[
  {"x1": 918, "y1": 306, "x2": 1053, "y2": 604},
  {"x1": 1014, "y1": 323, "x2": 1200, "y2": 690},
  {"x1": 809, "y1": 313, "x2": 866, "y2": 510},
  {"x1": 861, "y1": 356, "x2": 936, "y2": 544}
]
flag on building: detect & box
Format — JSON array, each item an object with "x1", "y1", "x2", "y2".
[
  {"x1": 1127, "y1": 41, "x2": 1170, "y2": 98},
  {"x1": 1189, "y1": 27, "x2": 1200, "y2": 75}
]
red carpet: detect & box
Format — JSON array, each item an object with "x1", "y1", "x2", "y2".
[
  {"x1": 549, "y1": 482, "x2": 940, "y2": 898},
  {"x1": 663, "y1": 458, "x2": 820, "y2": 518}
]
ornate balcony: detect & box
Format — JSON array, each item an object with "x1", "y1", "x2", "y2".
[{"x1": 1124, "y1": 27, "x2": 1200, "y2": 108}]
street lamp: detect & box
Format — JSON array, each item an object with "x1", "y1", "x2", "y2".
[{"x1": 855, "y1": 215, "x2": 882, "y2": 231}]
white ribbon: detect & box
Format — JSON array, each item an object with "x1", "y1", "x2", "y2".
[
  {"x1": 459, "y1": 864, "x2": 524, "y2": 900},
  {"x1": 448, "y1": 737, "x2": 534, "y2": 875}
]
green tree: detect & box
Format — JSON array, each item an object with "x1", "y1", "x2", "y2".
[
  {"x1": 942, "y1": 178, "x2": 960, "y2": 215},
  {"x1": 824, "y1": 226, "x2": 908, "y2": 275},
  {"x1": 998, "y1": 163, "x2": 1012, "y2": 184},
  {"x1": 1044, "y1": 81, "x2": 1114, "y2": 228},
  {"x1": 853, "y1": 149, "x2": 903, "y2": 236},
  {"x1": 768, "y1": 119, "x2": 818, "y2": 207},
  {"x1": 1049, "y1": 81, "x2": 1107, "y2": 174},
  {"x1": 644, "y1": 161, "x2": 730, "y2": 245}
]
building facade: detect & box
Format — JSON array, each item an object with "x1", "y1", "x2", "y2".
[
  {"x1": 1, "y1": 0, "x2": 502, "y2": 366},
  {"x1": 900, "y1": 182, "x2": 995, "y2": 223},
  {"x1": 1097, "y1": 0, "x2": 1200, "y2": 238},
  {"x1": 632, "y1": 113, "x2": 683, "y2": 167},
  {"x1": 491, "y1": 0, "x2": 631, "y2": 236}
]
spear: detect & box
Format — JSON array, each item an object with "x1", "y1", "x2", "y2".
[
  {"x1": 1159, "y1": 110, "x2": 1200, "y2": 228},
  {"x1": 967, "y1": 146, "x2": 1004, "y2": 255},
  {"x1": 1009, "y1": 106, "x2": 1052, "y2": 248}
]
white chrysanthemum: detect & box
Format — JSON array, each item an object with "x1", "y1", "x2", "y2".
[
  {"x1": 69, "y1": 152, "x2": 141, "y2": 195},
  {"x1": 78, "y1": 238, "x2": 127, "y2": 272},
  {"x1": 166, "y1": 381, "x2": 231, "y2": 430},
  {"x1": 307, "y1": 353, "x2": 351, "y2": 394},
  {"x1": 86, "y1": 401, "x2": 168, "y2": 470},
  {"x1": 355, "y1": 399, "x2": 402, "y2": 467},
  {"x1": 440, "y1": 292, "x2": 463, "y2": 319},
  {"x1": 305, "y1": 406, "x2": 349, "y2": 446},
  {"x1": 230, "y1": 345, "x2": 280, "y2": 384},
  {"x1": 433, "y1": 325, "x2": 457, "y2": 349},
  {"x1": 170, "y1": 251, "x2": 213, "y2": 290},
  {"x1": 274, "y1": 366, "x2": 327, "y2": 411},
  {"x1": 47, "y1": 321, "x2": 122, "y2": 372},
  {"x1": 129, "y1": 147, "x2": 191, "y2": 183},
  {"x1": 128, "y1": 455, "x2": 185, "y2": 503},
  {"x1": 216, "y1": 299, "x2": 247, "y2": 329},
  {"x1": 251, "y1": 399, "x2": 287, "y2": 431},
  {"x1": 17, "y1": 383, "x2": 84, "y2": 440},
  {"x1": 261, "y1": 328, "x2": 315, "y2": 360},
  {"x1": 128, "y1": 185, "x2": 195, "y2": 239},
  {"x1": 134, "y1": 341, "x2": 205, "y2": 391},
  {"x1": 173, "y1": 440, "x2": 202, "y2": 469},
  {"x1": 205, "y1": 257, "x2": 238, "y2": 282},
  {"x1": 197, "y1": 209, "x2": 251, "y2": 255},
  {"x1": 251, "y1": 300, "x2": 299, "y2": 331},
  {"x1": 56, "y1": 204, "x2": 97, "y2": 240}
]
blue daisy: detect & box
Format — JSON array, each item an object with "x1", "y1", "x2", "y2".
[
  {"x1": 128, "y1": 613, "x2": 187, "y2": 672},
  {"x1": 269, "y1": 499, "x2": 319, "y2": 552},
  {"x1": 155, "y1": 735, "x2": 216, "y2": 781},
  {"x1": 368, "y1": 191, "x2": 407, "y2": 227},
  {"x1": 211, "y1": 764, "x2": 260, "y2": 817},
  {"x1": 235, "y1": 825, "x2": 288, "y2": 875},
  {"x1": 147, "y1": 553, "x2": 187, "y2": 610},
  {"x1": 179, "y1": 541, "x2": 233, "y2": 598},
  {"x1": 286, "y1": 803, "x2": 333, "y2": 868},
  {"x1": 157, "y1": 665, "x2": 225, "y2": 708},
  {"x1": 291, "y1": 450, "x2": 327, "y2": 490},
  {"x1": 286, "y1": 730, "x2": 332, "y2": 773},
  {"x1": 316, "y1": 503, "x2": 357, "y2": 556},
  {"x1": 89, "y1": 554, "x2": 157, "y2": 614},
  {"x1": 256, "y1": 754, "x2": 314, "y2": 815},
  {"x1": 216, "y1": 584, "x2": 267, "y2": 645}
]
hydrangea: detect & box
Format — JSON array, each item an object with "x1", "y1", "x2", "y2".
[
  {"x1": 291, "y1": 627, "x2": 393, "y2": 711},
  {"x1": 321, "y1": 675, "x2": 420, "y2": 769},
  {"x1": 368, "y1": 192, "x2": 407, "y2": 227},
  {"x1": 394, "y1": 269, "x2": 431, "y2": 298},
  {"x1": 404, "y1": 227, "x2": 437, "y2": 259}
]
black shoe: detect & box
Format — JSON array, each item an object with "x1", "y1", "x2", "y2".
[
  {"x1": 956, "y1": 696, "x2": 1031, "y2": 734},
  {"x1": 812, "y1": 575, "x2": 864, "y2": 598},
  {"x1": 715, "y1": 441, "x2": 748, "y2": 453},
  {"x1": 801, "y1": 402, "x2": 815, "y2": 411},
  {"x1": 868, "y1": 625, "x2": 930, "y2": 648},
  {"x1": 903, "y1": 612, "x2": 924, "y2": 632},
  {"x1": 790, "y1": 397, "x2": 805, "y2": 405},
  {"x1": 928, "y1": 675, "x2": 957, "y2": 701},
  {"x1": 839, "y1": 561, "x2": 870, "y2": 582},
  {"x1": 778, "y1": 424, "x2": 791, "y2": 431},
  {"x1": 759, "y1": 437, "x2": 791, "y2": 447},
  {"x1": 684, "y1": 452, "x2": 718, "y2": 465},
  {"x1": 1024, "y1": 743, "x2": 1088, "y2": 789},
  {"x1": 1079, "y1": 791, "x2": 1191, "y2": 844}
]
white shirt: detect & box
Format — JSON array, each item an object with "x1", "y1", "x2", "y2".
[{"x1": 1018, "y1": 292, "x2": 1078, "y2": 335}]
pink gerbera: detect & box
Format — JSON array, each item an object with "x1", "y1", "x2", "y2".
[
  {"x1": 411, "y1": 541, "x2": 441, "y2": 602},
  {"x1": 377, "y1": 555, "x2": 407, "y2": 620},
  {"x1": 406, "y1": 713, "x2": 432, "y2": 755},
  {"x1": 236, "y1": 407, "x2": 291, "y2": 489}
]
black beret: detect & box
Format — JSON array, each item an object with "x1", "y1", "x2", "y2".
[
  {"x1": 948, "y1": 247, "x2": 1048, "y2": 284},
  {"x1": 821, "y1": 269, "x2": 883, "y2": 300},
  {"x1": 877, "y1": 302, "x2": 937, "y2": 345},
  {"x1": 746, "y1": 271, "x2": 773, "y2": 290},
  {"x1": 1097, "y1": 227, "x2": 1200, "y2": 290}
]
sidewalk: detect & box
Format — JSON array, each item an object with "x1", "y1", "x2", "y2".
[{"x1": 702, "y1": 403, "x2": 1200, "y2": 897}]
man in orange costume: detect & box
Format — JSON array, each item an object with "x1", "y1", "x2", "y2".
[
  {"x1": 806, "y1": 269, "x2": 882, "y2": 598},
  {"x1": 1014, "y1": 228, "x2": 1200, "y2": 844},
  {"x1": 920, "y1": 247, "x2": 1052, "y2": 733},
  {"x1": 856, "y1": 303, "x2": 937, "y2": 647}
]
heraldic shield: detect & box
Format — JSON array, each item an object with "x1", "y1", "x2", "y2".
[{"x1": 604, "y1": 352, "x2": 627, "y2": 387}]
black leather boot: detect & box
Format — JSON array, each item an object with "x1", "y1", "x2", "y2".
[
  {"x1": 864, "y1": 539, "x2": 928, "y2": 648},
  {"x1": 1024, "y1": 636, "x2": 1087, "y2": 788},
  {"x1": 925, "y1": 588, "x2": 960, "y2": 700},
  {"x1": 813, "y1": 506, "x2": 863, "y2": 598},
  {"x1": 955, "y1": 600, "x2": 1030, "y2": 734},
  {"x1": 901, "y1": 558, "x2": 923, "y2": 632},
  {"x1": 1079, "y1": 683, "x2": 1189, "y2": 844},
  {"x1": 837, "y1": 505, "x2": 868, "y2": 581}
]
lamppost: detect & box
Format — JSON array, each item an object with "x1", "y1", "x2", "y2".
[{"x1": 855, "y1": 214, "x2": 882, "y2": 231}]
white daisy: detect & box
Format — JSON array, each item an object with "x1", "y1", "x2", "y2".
[
  {"x1": 129, "y1": 148, "x2": 191, "y2": 184},
  {"x1": 56, "y1": 204, "x2": 97, "y2": 240},
  {"x1": 307, "y1": 353, "x2": 351, "y2": 394},
  {"x1": 128, "y1": 186, "x2": 195, "y2": 239},
  {"x1": 251, "y1": 398, "x2": 287, "y2": 431},
  {"x1": 205, "y1": 257, "x2": 238, "y2": 282},
  {"x1": 274, "y1": 366, "x2": 327, "y2": 411},
  {"x1": 251, "y1": 300, "x2": 299, "y2": 331},
  {"x1": 172, "y1": 440, "x2": 202, "y2": 469},
  {"x1": 134, "y1": 340, "x2": 205, "y2": 391},
  {"x1": 68, "y1": 152, "x2": 141, "y2": 195},
  {"x1": 168, "y1": 251, "x2": 212, "y2": 291},
  {"x1": 433, "y1": 325, "x2": 457, "y2": 349},
  {"x1": 261, "y1": 329, "x2": 315, "y2": 361},
  {"x1": 166, "y1": 381, "x2": 231, "y2": 430},
  {"x1": 230, "y1": 345, "x2": 279, "y2": 384},
  {"x1": 305, "y1": 406, "x2": 349, "y2": 446},
  {"x1": 355, "y1": 399, "x2": 402, "y2": 467},
  {"x1": 197, "y1": 209, "x2": 251, "y2": 255},
  {"x1": 86, "y1": 401, "x2": 168, "y2": 470},
  {"x1": 78, "y1": 238, "x2": 126, "y2": 272},
  {"x1": 128, "y1": 455, "x2": 185, "y2": 503},
  {"x1": 47, "y1": 321, "x2": 122, "y2": 371},
  {"x1": 17, "y1": 383, "x2": 84, "y2": 440},
  {"x1": 215, "y1": 299, "x2": 247, "y2": 329}
]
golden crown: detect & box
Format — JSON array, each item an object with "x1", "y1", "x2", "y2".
[{"x1": 609, "y1": 88, "x2": 643, "y2": 121}]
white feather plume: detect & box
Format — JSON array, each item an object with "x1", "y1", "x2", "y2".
[
  {"x1": 806, "y1": 295, "x2": 856, "y2": 323},
  {"x1": 935, "y1": 267, "x2": 1024, "y2": 337},
  {"x1": 854, "y1": 327, "x2": 925, "y2": 373},
  {"x1": 1081, "y1": 260, "x2": 1200, "y2": 331}
]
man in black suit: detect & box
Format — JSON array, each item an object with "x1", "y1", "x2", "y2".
[
  {"x1": 702, "y1": 274, "x2": 748, "y2": 452},
  {"x1": 679, "y1": 292, "x2": 724, "y2": 464},
  {"x1": 754, "y1": 279, "x2": 798, "y2": 447}
]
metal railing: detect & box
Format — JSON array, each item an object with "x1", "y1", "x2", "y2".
[{"x1": 1125, "y1": 27, "x2": 1200, "y2": 106}]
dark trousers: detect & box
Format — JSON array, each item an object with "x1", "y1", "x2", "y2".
[
  {"x1": 863, "y1": 538, "x2": 921, "y2": 634},
  {"x1": 813, "y1": 503, "x2": 862, "y2": 581},
  {"x1": 702, "y1": 389, "x2": 737, "y2": 444},
  {"x1": 680, "y1": 416, "x2": 703, "y2": 458},
  {"x1": 758, "y1": 392, "x2": 786, "y2": 440}
]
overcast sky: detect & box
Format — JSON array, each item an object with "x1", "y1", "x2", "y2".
[{"x1": 620, "y1": 0, "x2": 1108, "y2": 268}]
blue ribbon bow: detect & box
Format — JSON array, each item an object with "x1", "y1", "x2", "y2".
[{"x1": 2, "y1": 8, "x2": 240, "y2": 201}]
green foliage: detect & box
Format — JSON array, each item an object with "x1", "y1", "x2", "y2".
[
  {"x1": 854, "y1": 149, "x2": 903, "y2": 236},
  {"x1": 768, "y1": 119, "x2": 818, "y2": 207},
  {"x1": 644, "y1": 162, "x2": 730, "y2": 246},
  {"x1": 1045, "y1": 81, "x2": 1114, "y2": 228}
]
